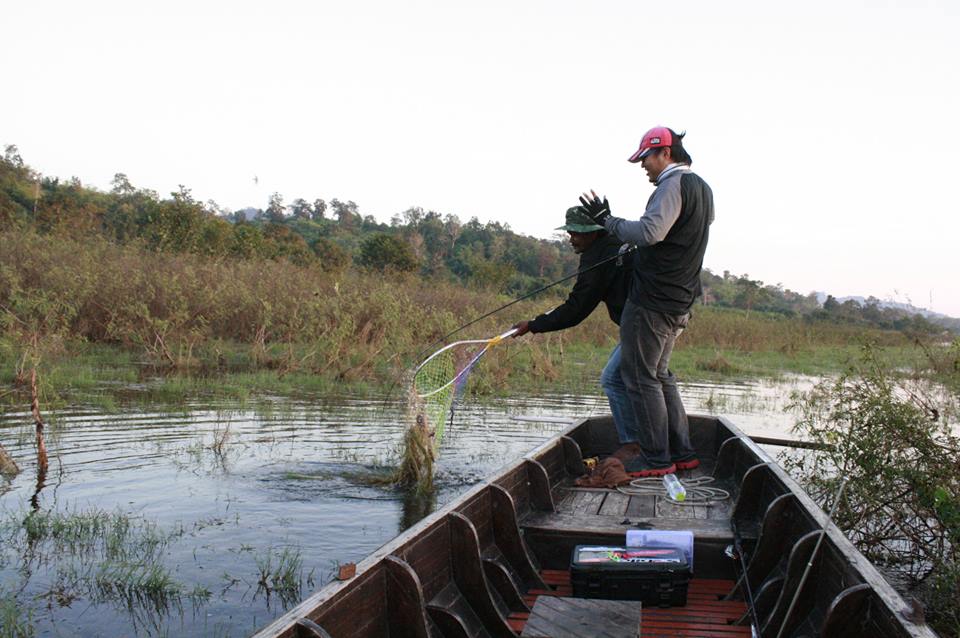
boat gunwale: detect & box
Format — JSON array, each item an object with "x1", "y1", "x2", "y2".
[{"x1": 713, "y1": 415, "x2": 932, "y2": 635}]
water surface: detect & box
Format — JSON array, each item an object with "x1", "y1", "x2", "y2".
[{"x1": 0, "y1": 376, "x2": 812, "y2": 636}]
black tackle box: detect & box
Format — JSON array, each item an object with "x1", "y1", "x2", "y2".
[{"x1": 570, "y1": 545, "x2": 691, "y2": 607}]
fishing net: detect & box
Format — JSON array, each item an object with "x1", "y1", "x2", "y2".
[
  {"x1": 390, "y1": 329, "x2": 515, "y2": 491},
  {"x1": 411, "y1": 340, "x2": 489, "y2": 450}
]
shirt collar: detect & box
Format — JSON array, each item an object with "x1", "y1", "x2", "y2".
[{"x1": 656, "y1": 163, "x2": 689, "y2": 184}]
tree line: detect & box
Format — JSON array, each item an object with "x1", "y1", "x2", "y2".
[
  {"x1": 1, "y1": 145, "x2": 954, "y2": 335},
  {"x1": 0, "y1": 145, "x2": 577, "y2": 298}
]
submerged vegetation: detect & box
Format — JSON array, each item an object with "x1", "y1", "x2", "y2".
[
  {"x1": 0, "y1": 507, "x2": 198, "y2": 631},
  {"x1": 785, "y1": 343, "x2": 960, "y2": 637},
  {"x1": 255, "y1": 546, "x2": 309, "y2": 608}
]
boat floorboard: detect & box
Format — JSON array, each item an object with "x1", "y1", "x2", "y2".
[
  {"x1": 509, "y1": 570, "x2": 751, "y2": 637},
  {"x1": 522, "y1": 478, "x2": 735, "y2": 541}
]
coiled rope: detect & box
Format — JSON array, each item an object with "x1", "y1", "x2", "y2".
[{"x1": 617, "y1": 475, "x2": 731, "y2": 506}]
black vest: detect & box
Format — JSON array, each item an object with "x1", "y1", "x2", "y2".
[{"x1": 630, "y1": 171, "x2": 713, "y2": 314}]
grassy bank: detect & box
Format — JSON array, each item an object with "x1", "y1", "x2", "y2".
[{"x1": 0, "y1": 229, "x2": 932, "y2": 408}]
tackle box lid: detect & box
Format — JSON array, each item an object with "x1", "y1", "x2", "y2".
[{"x1": 571, "y1": 545, "x2": 689, "y2": 570}]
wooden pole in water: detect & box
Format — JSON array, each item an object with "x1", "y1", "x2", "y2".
[{"x1": 30, "y1": 368, "x2": 48, "y2": 473}]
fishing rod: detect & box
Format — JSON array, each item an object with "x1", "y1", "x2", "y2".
[
  {"x1": 378, "y1": 244, "x2": 635, "y2": 426},
  {"x1": 412, "y1": 244, "x2": 637, "y2": 364},
  {"x1": 732, "y1": 525, "x2": 762, "y2": 635}
]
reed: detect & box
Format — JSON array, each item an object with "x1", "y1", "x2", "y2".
[
  {"x1": 393, "y1": 413, "x2": 436, "y2": 492},
  {"x1": 0, "y1": 443, "x2": 18, "y2": 476},
  {"x1": 0, "y1": 227, "x2": 926, "y2": 408},
  {"x1": 0, "y1": 591, "x2": 34, "y2": 638},
  {"x1": 1, "y1": 506, "x2": 189, "y2": 619},
  {"x1": 255, "y1": 546, "x2": 304, "y2": 605}
]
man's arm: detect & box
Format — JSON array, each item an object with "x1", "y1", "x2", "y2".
[
  {"x1": 513, "y1": 263, "x2": 608, "y2": 335},
  {"x1": 604, "y1": 177, "x2": 683, "y2": 247}
]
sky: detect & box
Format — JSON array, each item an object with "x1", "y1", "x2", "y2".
[{"x1": 4, "y1": 0, "x2": 959, "y2": 316}]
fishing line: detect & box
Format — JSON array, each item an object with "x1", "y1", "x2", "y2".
[
  {"x1": 379, "y1": 245, "x2": 636, "y2": 413},
  {"x1": 412, "y1": 245, "x2": 637, "y2": 365}
]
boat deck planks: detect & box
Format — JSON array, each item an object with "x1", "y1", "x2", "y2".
[
  {"x1": 512, "y1": 570, "x2": 752, "y2": 638},
  {"x1": 598, "y1": 491, "x2": 632, "y2": 516},
  {"x1": 526, "y1": 489, "x2": 734, "y2": 540},
  {"x1": 519, "y1": 596, "x2": 641, "y2": 638},
  {"x1": 534, "y1": 462, "x2": 735, "y2": 547}
]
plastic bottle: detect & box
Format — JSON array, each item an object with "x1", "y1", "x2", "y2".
[{"x1": 663, "y1": 473, "x2": 686, "y2": 502}]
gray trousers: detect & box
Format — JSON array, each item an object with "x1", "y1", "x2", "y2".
[{"x1": 619, "y1": 298, "x2": 696, "y2": 467}]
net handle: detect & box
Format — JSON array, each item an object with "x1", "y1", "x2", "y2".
[{"x1": 414, "y1": 328, "x2": 517, "y2": 398}]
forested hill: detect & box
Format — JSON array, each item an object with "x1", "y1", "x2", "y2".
[{"x1": 1, "y1": 145, "x2": 956, "y2": 335}]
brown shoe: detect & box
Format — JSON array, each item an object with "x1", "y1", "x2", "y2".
[
  {"x1": 610, "y1": 443, "x2": 642, "y2": 462},
  {"x1": 575, "y1": 457, "x2": 633, "y2": 488}
]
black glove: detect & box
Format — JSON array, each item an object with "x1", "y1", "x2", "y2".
[{"x1": 579, "y1": 192, "x2": 612, "y2": 225}]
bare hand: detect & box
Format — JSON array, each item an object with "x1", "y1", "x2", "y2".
[{"x1": 511, "y1": 321, "x2": 531, "y2": 337}]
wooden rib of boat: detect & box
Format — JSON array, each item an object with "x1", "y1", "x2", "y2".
[{"x1": 254, "y1": 415, "x2": 937, "y2": 638}]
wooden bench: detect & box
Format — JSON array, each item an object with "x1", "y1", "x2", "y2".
[{"x1": 520, "y1": 596, "x2": 641, "y2": 638}]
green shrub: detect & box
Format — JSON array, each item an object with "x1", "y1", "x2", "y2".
[{"x1": 785, "y1": 345, "x2": 960, "y2": 636}]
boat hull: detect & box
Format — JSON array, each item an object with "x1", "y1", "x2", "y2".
[{"x1": 254, "y1": 414, "x2": 935, "y2": 638}]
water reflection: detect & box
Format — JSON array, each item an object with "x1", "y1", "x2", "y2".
[
  {"x1": 0, "y1": 376, "x2": 812, "y2": 637},
  {"x1": 401, "y1": 488, "x2": 438, "y2": 533}
]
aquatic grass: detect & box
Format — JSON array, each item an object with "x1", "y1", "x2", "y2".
[
  {"x1": 0, "y1": 330, "x2": 931, "y2": 413},
  {"x1": 20, "y1": 507, "x2": 117, "y2": 547},
  {"x1": 211, "y1": 417, "x2": 232, "y2": 463},
  {"x1": 254, "y1": 546, "x2": 304, "y2": 606},
  {"x1": 392, "y1": 415, "x2": 435, "y2": 492},
  {"x1": 701, "y1": 389, "x2": 765, "y2": 414},
  {"x1": 0, "y1": 590, "x2": 35, "y2": 638},
  {"x1": 91, "y1": 560, "x2": 182, "y2": 607},
  {"x1": 0, "y1": 506, "x2": 191, "y2": 616},
  {"x1": 694, "y1": 351, "x2": 738, "y2": 375},
  {"x1": 188, "y1": 584, "x2": 212, "y2": 604},
  {"x1": 10, "y1": 507, "x2": 173, "y2": 564}
]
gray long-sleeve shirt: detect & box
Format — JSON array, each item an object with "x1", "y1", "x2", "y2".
[{"x1": 603, "y1": 165, "x2": 714, "y2": 314}]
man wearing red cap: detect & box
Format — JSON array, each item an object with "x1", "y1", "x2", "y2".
[{"x1": 579, "y1": 127, "x2": 714, "y2": 477}]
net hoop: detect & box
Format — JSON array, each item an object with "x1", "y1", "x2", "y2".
[{"x1": 413, "y1": 328, "x2": 516, "y2": 399}]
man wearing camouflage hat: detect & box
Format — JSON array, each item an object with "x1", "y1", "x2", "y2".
[{"x1": 512, "y1": 206, "x2": 640, "y2": 458}]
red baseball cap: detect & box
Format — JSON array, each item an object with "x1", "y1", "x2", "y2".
[{"x1": 628, "y1": 126, "x2": 673, "y2": 163}]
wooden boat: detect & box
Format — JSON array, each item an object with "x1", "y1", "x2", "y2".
[{"x1": 254, "y1": 415, "x2": 937, "y2": 638}]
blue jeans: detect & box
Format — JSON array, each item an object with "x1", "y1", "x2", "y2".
[
  {"x1": 600, "y1": 343, "x2": 639, "y2": 444},
  {"x1": 619, "y1": 299, "x2": 696, "y2": 467}
]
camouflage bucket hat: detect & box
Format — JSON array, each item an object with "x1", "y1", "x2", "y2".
[{"x1": 555, "y1": 206, "x2": 604, "y2": 233}]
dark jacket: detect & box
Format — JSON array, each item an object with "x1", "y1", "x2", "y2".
[
  {"x1": 529, "y1": 234, "x2": 631, "y2": 333},
  {"x1": 606, "y1": 166, "x2": 714, "y2": 314}
]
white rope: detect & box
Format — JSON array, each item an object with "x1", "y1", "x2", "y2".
[{"x1": 617, "y1": 475, "x2": 731, "y2": 506}]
